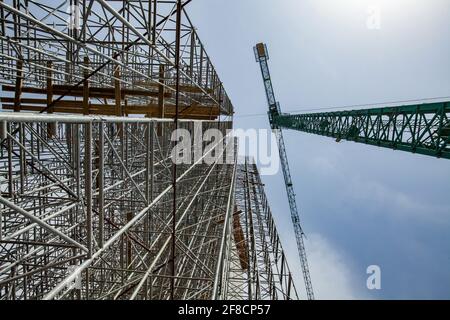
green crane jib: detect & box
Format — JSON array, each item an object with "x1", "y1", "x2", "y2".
[
  {"x1": 274, "y1": 100, "x2": 450, "y2": 160},
  {"x1": 254, "y1": 43, "x2": 315, "y2": 300}
]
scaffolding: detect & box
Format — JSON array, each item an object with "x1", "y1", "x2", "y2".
[
  {"x1": 0, "y1": 0, "x2": 233, "y2": 119},
  {"x1": 217, "y1": 160, "x2": 299, "y2": 300},
  {"x1": 0, "y1": 114, "x2": 232, "y2": 299},
  {"x1": 0, "y1": 0, "x2": 300, "y2": 300},
  {"x1": 0, "y1": 114, "x2": 298, "y2": 300}
]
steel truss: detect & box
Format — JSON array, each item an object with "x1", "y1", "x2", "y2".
[
  {"x1": 0, "y1": 114, "x2": 298, "y2": 300},
  {"x1": 216, "y1": 160, "x2": 299, "y2": 300},
  {"x1": 0, "y1": 1, "x2": 300, "y2": 301},
  {"x1": 0, "y1": 0, "x2": 233, "y2": 118},
  {"x1": 0, "y1": 113, "x2": 235, "y2": 300},
  {"x1": 274, "y1": 102, "x2": 450, "y2": 159}
]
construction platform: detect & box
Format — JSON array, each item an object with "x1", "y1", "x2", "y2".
[
  {"x1": 0, "y1": 114, "x2": 298, "y2": 300},
  {"x1": 0, "y1": 1, "x2": 299, "y2": 300}
]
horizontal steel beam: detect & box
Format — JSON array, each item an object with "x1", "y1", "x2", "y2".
[{"x1": 0, "y1": 112, "x2": 215, "y2": 124}]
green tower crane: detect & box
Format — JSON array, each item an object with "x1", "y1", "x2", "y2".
[
  {"x1": 254, "y1": 41, "x2": 449, "y2": 300},
  {"x1": 274, "y1": 102, "x2": 450, "y2": 159}
]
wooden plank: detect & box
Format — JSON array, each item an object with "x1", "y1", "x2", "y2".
[
  {"x1": 47, "y1": 61, "x2": 53, "y2": 113},
  {"x1": 13, "y1": 60, "x2": 23, "y2": 112},
  {"x1": 158, "y1": 64, "x2": 165, "y2": 118},
  {"x1": 83, "y1": 57, "x2": 90, "y2": 115},
  {"x1": 2, "y1": 104, "x2": 219, "y2": 120},
  {"x1": 47, "y1": 61, "x2": 56, "y2": 137},
  {"x1": 3, "y1": 104, "x2": 116, "y2": 115},
  {"x1": 2, "y1": 85, "x2": 172, "y2": 99},
  {"x1": 135, "y1": 81, "x2": 214, "y2": 94},
  {"x1": 114, "y1": 65, "x2": 122, "y2": 116},
  {"x1": 1, "y1": 99, "x2": 219, "y2": 115},
  {"x1": 1, "y1": 98, "x2": 115, "y2": 108},
  {"x1": 232, "y1": 207, "x2": 249, "y2": 271}
]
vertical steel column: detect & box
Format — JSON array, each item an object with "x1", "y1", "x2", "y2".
[
  {"x1": 145, "y1": 122, "x2": 154, "y2": 245},
  {"x1": 7, "y1": 123, "x2": 13, "y2": 198},
  {"x1": 85, "y1": 122, "x2": 93, "y2": 258},
  {"x1": 158, "y1": 65, "x2": 165, "y2": 119},
  {"x1": 170, "y1": 0, "x2": 182, "y2": 300},
  {"x1": 243, "y1": 161, "x2": 253, "y2": 299},
  {"x1": 98, "y1": 122, "x2": 105, "y2": 248},
  {"x1": 18, "y1": 123, "x2": 25, "y2": 194},
  {"x1": 85, "y1": 122, "x2": 93, "y2": 300},
  {"x1": 83, "y1": 57, "x2": 90, "y2": 115},
  {"x1": 46, "y1": 61, "x2": 56, "y2": 137},
  {"x1": 13, "y1": 60, "x2": 23, "y2": 112}
]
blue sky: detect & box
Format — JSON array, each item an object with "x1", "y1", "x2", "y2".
[{"x1": 188, "y1": 0, "x2": 450, "y2": 299}]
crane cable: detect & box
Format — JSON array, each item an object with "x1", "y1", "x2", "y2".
[{"x1": 235, "y1": 95, "x2": 450, "y2": 118}]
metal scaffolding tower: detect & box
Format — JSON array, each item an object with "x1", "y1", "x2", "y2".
[
  {"x1": 0, "y1": 1, "x2": 300, "y2": 300},
  {"x1": 0, "y1": 114, "x2": 298, "y2": 300},
  {"x1": 0, "y1": 0, "x2": 233, "y2": 119},
  {"x1": 216, "y1": 160, "x2": 299, "y2": 300},
  {"x1": 0, "y1": 114, "x2": 234, "y2": 300}
]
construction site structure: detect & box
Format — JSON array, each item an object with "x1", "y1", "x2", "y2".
[
  {"x1": 0, "y1": 0, "x2": 233, "y2": 120},
  {"x1": 220, "y1": 159, "x2": 299, "y2": 300},
  {"x1": 0, "y1": 114, "x2": 298, "y2": 300},
  {"x1": 274, "y1": 102, "x2": 450, "y2": 160},
  {"x1": 253, "y1": 42, "x2": 449, "y2": 300},
  {"x1": 253, "y1": 42, "x2": 449, "y2": 299},
  {"x1": 254, "y1": 43, "x2": 314, "y2": 300},
  {"x1": 0, "y1": 1, "x2": 301, "y2": 300}
]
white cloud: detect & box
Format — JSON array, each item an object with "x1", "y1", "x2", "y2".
[
  {"x1": 345, "y1": 176, "x2": 450, "y2": 226},
  {"x1": 306, "y1": 233, "x2": 368, "y2": 300}
]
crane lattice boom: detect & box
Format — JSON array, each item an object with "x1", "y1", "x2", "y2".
[
  {"x1": 254, "y1": 43, "x2": 314, "y2": 300},
  {"x1": 274, "y1": 102, "x2": 450, "y2": 159}
]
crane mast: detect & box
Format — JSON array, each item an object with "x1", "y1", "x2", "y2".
[{"x1": 254, "y1": 43, "x2": 314, "y2": 300}]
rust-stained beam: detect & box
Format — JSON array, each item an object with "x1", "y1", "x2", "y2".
[
  {"x1": 13, "y1": 60, "x2": 23, "y2": 112},
  {"x1": 2, "y1": 103, "x2": 219, "y2": 120},
  {"x1": 158, "y1": 65, "x2": 165, "y2": 118},
  {"x1": 2, "y1": 98, "x2": 219, "y2": 116},
  {"x1": 47, "y1": 61, "x2": 53, "y2": 114},
  {"x1": 114, "y1": 65, "x2": 122, "y2": 116},
  {"x1": 136, "y1": 81, "x2": 214, "y2": 95},
  {"x1": 232, "y1": 208, "x2": 249, "y2": 271},
  {"x1": 46, "y1": 61, "x2": 56, "y2": 137},
  {"x1": 83, "y1": 57, "x2": 90, "y2": 115},
  {"x1": 2, "y1": 85, "x2": 172, "y2": 99}
]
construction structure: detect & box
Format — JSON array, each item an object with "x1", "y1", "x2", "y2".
[
  {"x1": 254, "y1": 43, "x2": 314, "y2": 300},
  {"x1": 273, "y1": 102, "x2": 450, "y2": 160},
  {"x1": 254, "y1": 44, "x2": 449, "y2": 162},
  {"x1": 0, "y1": 1, "x2": 299, "y2": 300},
  {"x1": 0, "y1": 0, "x2": 232, "y2": 119},
  {"x1": 254, "y1": 41, "x2": 449, "y2": 300},
  {"x1": 4, "y1": 0, "x2": 445, "y2": 302},
  {"x1": 219, "y1": 160, "x2": 299, "y2": 300}
]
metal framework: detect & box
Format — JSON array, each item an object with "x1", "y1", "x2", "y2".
[
  {"x1": 274, "y1": 102, "x2": 450, "y2": 159},
  {"x1": 0, "y1": 1, "x2": 301, "y2": 301},
  {"x1": 216, "y1": 160, "x2": 299, "y2": 300},
  {"x1": 0, "y1": 0, "x2": 233, "y2": 119},
  {"x1": 0, "y1": 114, "x2": 298, "y2": 300},
  {"x1": 254, "y1": 43, "x2": 314, "y2": 300},
  {"x1": 0, "y1": 114, "x2": 233, "y2": 300}
]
